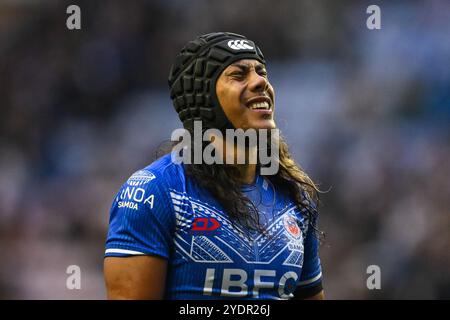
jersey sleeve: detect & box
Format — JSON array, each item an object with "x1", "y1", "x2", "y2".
[
  {"x1": 104, "y1": 169, "x2": 176, "y2": 259},
  {"x1": 294, "y1": 208, "x2": 323, "y2": 298}
]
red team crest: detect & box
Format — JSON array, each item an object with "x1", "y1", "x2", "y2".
[
  {"x1": 191, "y1": 217, "x2": 221, "y2": 232},
  {"x1": 283, "y1": 214, "x2": 301, "y2": 239}
]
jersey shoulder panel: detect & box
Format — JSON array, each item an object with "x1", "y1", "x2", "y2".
[
  {"x1": 105, "y1": 153, "x2": 185, "y2": 258},
  {"x1": 135, "y1": 153, "x2": 185, "y2": 189}
]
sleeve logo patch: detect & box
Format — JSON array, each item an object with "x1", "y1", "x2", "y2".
[{"x1": 127, "y1": 170, "x2": 156, "y2": 186}]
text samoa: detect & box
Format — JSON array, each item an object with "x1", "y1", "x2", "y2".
[{"x1": 118, "y1": 186, "x2": 154, "y2": 209}]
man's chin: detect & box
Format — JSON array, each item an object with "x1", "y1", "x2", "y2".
[{"x1": 252, "y1": 121, "x2": 276, "y2": 130}]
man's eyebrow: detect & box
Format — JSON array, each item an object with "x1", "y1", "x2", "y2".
[{"x1": 229, "y1": 62, "x2": 266, "y2": 72}]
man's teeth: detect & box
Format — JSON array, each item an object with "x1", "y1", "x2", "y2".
[{"x1": 249, "y1": 101, "x2": 270, "y2": 110}]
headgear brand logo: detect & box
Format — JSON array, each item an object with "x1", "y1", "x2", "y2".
[
  {"x1": 227, "y1": 39, "x2": 254, "y2": 50},
  {"x1": 283, "y1": 215, "x2": 301, "y2": 240}
]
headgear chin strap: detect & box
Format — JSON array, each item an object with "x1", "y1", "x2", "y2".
[{"x1": 168, "y1": 32, "x2": 266, "y2": 132}]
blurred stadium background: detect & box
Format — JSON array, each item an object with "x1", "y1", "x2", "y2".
[{"x1": 0, "y1": 0, "x2": 449, "y2": 299}]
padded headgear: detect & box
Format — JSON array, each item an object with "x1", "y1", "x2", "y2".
[{"x1": 168, "y1": 32, "x2": 266, "y2": 131}]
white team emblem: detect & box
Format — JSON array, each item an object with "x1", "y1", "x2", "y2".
[
  {"x1": 127, "y1": 170, "x2": 156, "y2": 186},
  {"x1": 283, "y1": 214, "x2": 302, "y2": 240},
  {"x1": 227, "y1": 39, "x2": 254, "y2": 50}
]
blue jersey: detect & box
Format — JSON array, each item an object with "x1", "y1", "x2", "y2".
[{"x1": 105, "y1": 153, "x2": 322, "y2": 299}]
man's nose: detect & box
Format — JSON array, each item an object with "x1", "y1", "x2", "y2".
[{"x1": 248, "y1": 70, "x2": 268, "y2": 92}]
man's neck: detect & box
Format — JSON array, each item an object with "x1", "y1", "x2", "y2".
[
  {"x1": 211, "y1": 134, "x2": 258, "y2": 184},
  {"x1": 236, "y1": 163, "x2": 257, "y2": 185}
]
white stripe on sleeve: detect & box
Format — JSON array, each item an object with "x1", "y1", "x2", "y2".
[
  {"x1": 297, "y1": 272, "x2": 322, "y2": 286},
  {"x1": 105, "y1": 248, "x2": 145, "y2": 255}
]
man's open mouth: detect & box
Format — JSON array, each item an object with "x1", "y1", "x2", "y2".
[
  {"x1": 249, "y1": 101, "x2": 270, "y2": 110},
  {"x1": 246, "y1": 96, "x2": 272, "y2": 110}
]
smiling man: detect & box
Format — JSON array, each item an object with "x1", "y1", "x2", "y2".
[
  {"x1": 216, "y1": 59, "x2": 275, "y2": 130},
  {"x1": 103, "y1": 32, "x2": 324, "y2": 300}
]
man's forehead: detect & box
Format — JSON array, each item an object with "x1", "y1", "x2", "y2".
[{"x1": 228, "y1": 59, "x2": 265, "y2": 69}]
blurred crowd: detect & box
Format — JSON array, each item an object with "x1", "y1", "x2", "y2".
[{"x1": 0, "y1": 0, "x2": 448, "y2": 299}]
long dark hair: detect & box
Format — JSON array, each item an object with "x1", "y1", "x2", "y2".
[{"x1": 179, "y1": 132, "x2": 322, "y2": 238}]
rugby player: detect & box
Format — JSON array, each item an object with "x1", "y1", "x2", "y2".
[{"x1": 104, "y1": 32, "x2": 324, "y2": 300}]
